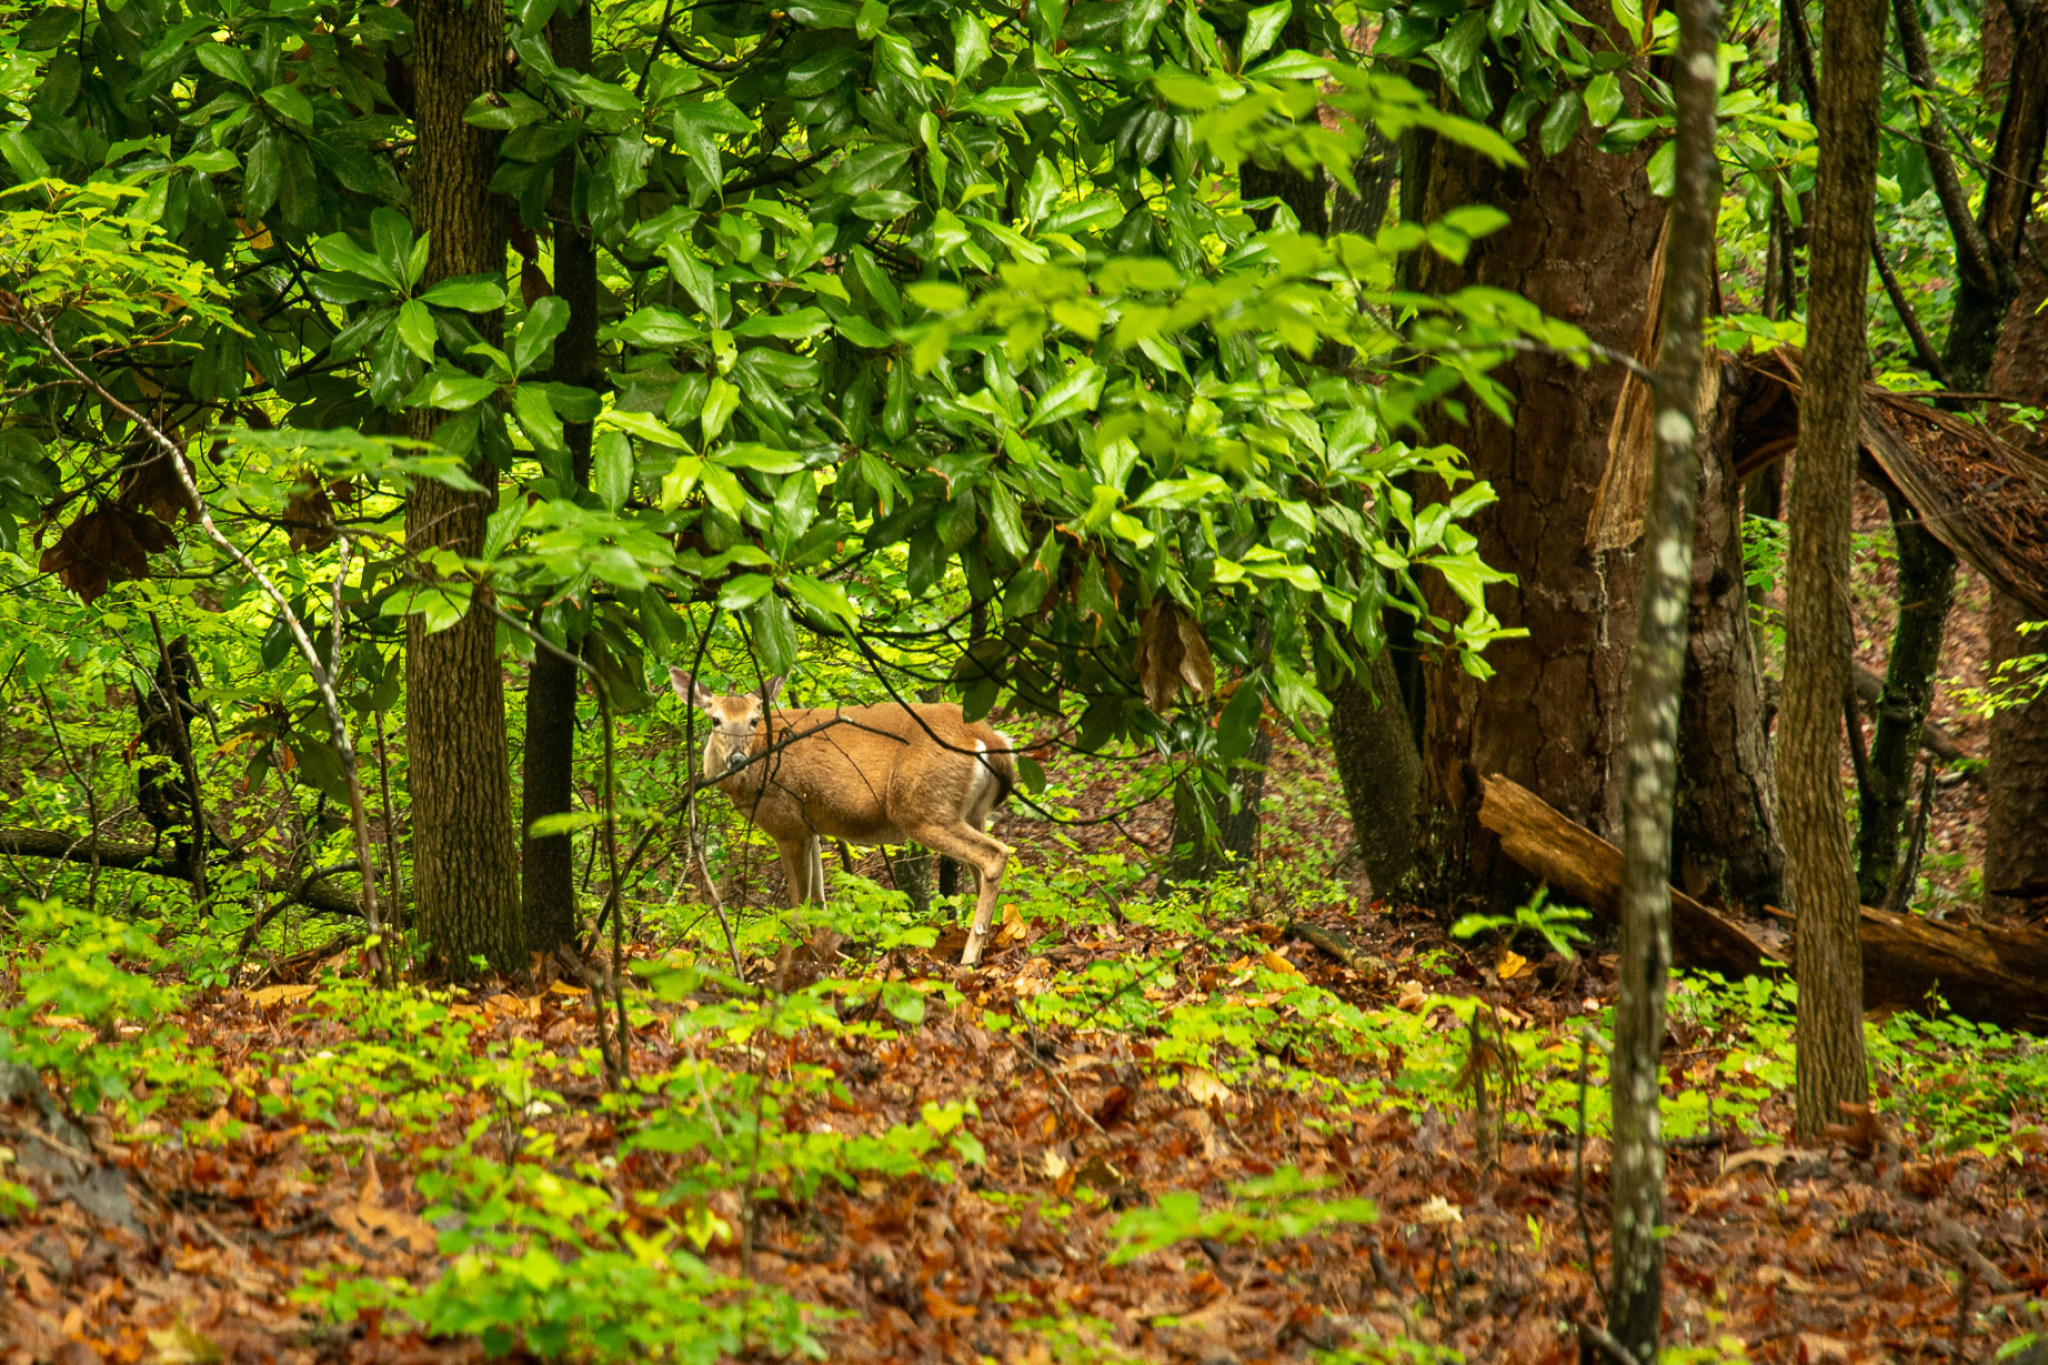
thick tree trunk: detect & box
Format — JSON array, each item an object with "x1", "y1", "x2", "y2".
[
  {"x1": 1785, "y1": 0, "x2": 1883, "y2": 1143},
  {"x1": 1986, "y1": 216, "x2": 2048, "y2": 915},
  {"x1": 1326, "y1": 650, "x2": 1422, "y2": 895},
  {"x1": 405, "y1": 0, "x2": 521, "y2": 974},
  {"x1": 1409, "y1": 110, "x2": 1660, "y2": 913},
  {"x1": 1607, "y1": 0, "x2": 1716, "y2": 1347},
  {"x1": 520, "y1": 0, "x2": 601, "y2": 957},
  {"x1": 1675, "y1": 379, "x2": 1784, "y2": 910}
]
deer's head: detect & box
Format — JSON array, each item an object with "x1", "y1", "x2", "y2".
[{"x1": 669, "y1": 668, "x2": 784, "y2": 777}]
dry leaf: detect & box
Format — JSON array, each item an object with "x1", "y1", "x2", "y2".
[
  {"x1": 1258, "y1": 950, "x2": 1299, "y2": 977},
  {"x1": 1414, "y1": 1196, "x2": 1462, "y2": 1226},
  {"x1": 1041, "y1": 1149, "x2": 1069, "y2": 1180},
  {"x1": 1395, "y1": 981, "x2": 1429, "y2": 1012},
  {"x1": 249, "y1": 985, "x2": 316, "y2": 1009},
  {"x1": 1496, "y1": 949, "x2": 1530, "y2": 980},
  {"x1": 145, "y1": 1321, "x2": 222, "y2": 1365},
  {"x1": 1181, "y1": 1070, "x2": 1232, "y2": 1106}
]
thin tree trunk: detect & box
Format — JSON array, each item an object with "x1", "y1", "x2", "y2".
[
  {"x1": 1785, "y1": 0, "x2": 1884, "y2": 1144},
  {"x1": 1675, "y1": 383, "x2": 1784, "y2": 911},
  {"x1": 1327, "y1": 649, "x2": 1422, "y2": 894},
  {"x1": 1986, "y1": 216, "x2": 2048, "y2": 915},
  {"x1": 1856, "y1": 489, "x2": 1956, "y2": 903},
  {"x1": 1607, "y1": 0, "x2": 1717, "y2": 1351},
  {"x1": 1859, "y1": 0, "x2": 2048, "y2": 904},
  {"x1": 521, "y1": 0, "x2": 601, "y2": 957},
  {"x1": 405, "y1": 0, "x2": 522, "y2": 975}
]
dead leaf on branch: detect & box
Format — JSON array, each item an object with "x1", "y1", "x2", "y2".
[
  {"x1": 38, "y1": 505, "x2": 176, "y2": 602},
  {"x1": 1133, "y1": 598, "x2": 1215, "y2": 713}
]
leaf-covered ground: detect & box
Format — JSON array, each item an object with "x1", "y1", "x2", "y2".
[{"x1": 4, "y1": 734, "x2": 2045, "y2": 1365}]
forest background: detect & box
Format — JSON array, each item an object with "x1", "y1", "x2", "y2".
[{"x1": 1, "y1": 0, "x2": 2047, "y2": 1358}]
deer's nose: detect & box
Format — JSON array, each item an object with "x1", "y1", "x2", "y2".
[{"x1": 724, "y1": 749, "x2": 747, "y2": 773}]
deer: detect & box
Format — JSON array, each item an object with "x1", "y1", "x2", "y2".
[{"x1": 669, "y1": 668, "x2": 1019, "y2": 967}]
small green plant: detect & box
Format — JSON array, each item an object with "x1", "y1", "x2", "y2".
[
  {"x1": 311, "y1": 1143, "x2": 826, "y2": 1362},
  {"x1": 0, "y1": 898, "x2": 216, "y2": 1119},
  {"x1": 1108, "y1": 1166, "x2": 1377, "y2": 1265},
  {"x1": 1450, "y1": 886, "x2": 1593, "y2": 962}
]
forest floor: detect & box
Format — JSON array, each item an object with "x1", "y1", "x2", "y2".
[
  {"x1": 4, "y1": 716, "x2": 2046, "y2": 1365},
  {"x1": 5, "y1": 486, "x2": 2047, "y2": 1365}
]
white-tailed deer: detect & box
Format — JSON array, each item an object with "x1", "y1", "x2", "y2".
[{"x1": 669, "y1": 668, "x2": 1019, "y2": 966}]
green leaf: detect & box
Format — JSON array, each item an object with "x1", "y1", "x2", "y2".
[
  {"x1": 418, "y1": 278, "x2": 506, "y2": 311},
  {"x1": 1027, "y1": 363, "x2": 1105, "y2": 429},
  {"x1": 260, "y1": 83, "x2": 316, "y2": 128},
  {"x1": 835, "y1": 314, "x2": 894, "y2": 348},
  {"x1": 1423, "y1": 11, "x2": 1487, "y2": 80},
  {"x1": 730, "y1": 307, "x2": 830, "y2": 340},
  {"x1": 750, "y1": 594, "x2": 798, "y2": 675},
  {"x1": 1584, "y1": 71, "x2": 1623, "y2": 126},
  {"x1": 196, "y1": 44, "x2": 255, "y2": 89},
  {"x1": 953, "y1": 10, "x2": 991, "y2": 78},
  {"x1": 1538, "y1": 90, "x2": 1582, "y2": 157},
  {"x1": 395, "y1": 299, "x2": 438, "y2": 364},
  {"x1": 14, "y1": 6, "x2": 80, "y2": 50},
  {"x1": 1240, "y1": 1, "x2": 1290, "y2": 65},
  {"x1": 404, "y1": 369, "x2": 500, "y2": 411},
  {"x1": 1646, "y1": 139, "x2": 1676, "y2": 196},
  {"x1": 594, "y1": 428, "x2": 634, "y2": 512},
  {"x1": 718, "y1": 573, "x2": 774, "y2": 610},
  {"x1": 701, "y1": 376, "x2": 738, "y2": 442},
  {"x1": 661, "y1": 243, "x2": 720, "y2": 321},
  {"x1": 513, "y1": 383, "x2": 567, "y2": 454},
  {"x1": 601, "y1": 409, "x2": 688, "y2": 446},
  {"x1": 513, "y1": 295, "x2": 570, "y2": 376},
  {"x1": 483, "y1": 500, "x2": 525, "y2": 560},
  {"x1": 786, "y1": 573, "x2": 858, "y2": 626}
]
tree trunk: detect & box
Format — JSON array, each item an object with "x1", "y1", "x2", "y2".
[
  {"x1": 1409, "y1": 102, "x2": 1660, "y2": 914},
  {"x1": 1858, "y1": 0, "x2": 2048, "y2": 906},
  {"x1": 1166, "y1": 728, "x2": 1275, "y2": 887},
  {"x1": 1326, "y1": 649, "x2": 1422, "y2": 895},
  {"x1": 1785, "y1": 0, "x2": 1883, "y2": 1143},
  {"x1": 520, "y1": 0, "x2": 601, "y2": 957},
  {"x1": 1675, "y1": 377, "x2": 1784, "y2": 911},
  {"x1": 1855, "y1": 488, "x2": 1956, "y2": 903},
  {"x1": 1986, "y1": 215, "x2": 2048, "y2": 916},
  {"x1": 1608, "y1": 0, "x2": 1717, "y2": 1346},
  {"x1": 405, "y1": 0, "x2": 521, "y2": 975}
]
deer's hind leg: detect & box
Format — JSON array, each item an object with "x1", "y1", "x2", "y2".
[{"x1": 911, "y1": 821, "x2": 1010, "y2": 968}]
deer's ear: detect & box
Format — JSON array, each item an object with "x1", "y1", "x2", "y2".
[
  {"x1": 759, "y1": 675, "x2": 785, "y2": 706},
  {"x1": 668, "y1": 666, "x2": 715, "y2": 710}
]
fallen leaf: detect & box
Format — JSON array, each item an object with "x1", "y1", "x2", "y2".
[
  {"x1": 145, "y1": 1321, "x2": 221, "y2": 1365},
  {"x1": 248, "y1": 985, "x2": 316, "y2": 1009},
  {"x1": 1496, "y1": 949, "x2": 1530, "y2": 980}
]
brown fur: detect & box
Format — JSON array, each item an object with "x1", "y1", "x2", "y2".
[{"x1": 671, "y1": 669, "x2": 1018, "y2": 966}]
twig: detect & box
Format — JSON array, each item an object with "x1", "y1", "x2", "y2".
[
  {"x1": 597, "y1": 680, "x2": 629, "y2": 1084},
  {"x1": 145, "y1": 610, "x2": 210, "y2": 901},
  {"x1": 1579, "y1": 1319, "x2": 1647, "y2": 1365},
  {"x1": 32, "y1": 678, "x2": 102, "y2": 914},
  {"x1": 1886, "y1": 754, "x2": 1940, "y2": 916}
]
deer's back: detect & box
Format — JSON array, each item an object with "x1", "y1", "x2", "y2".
[{"x1": 733, "y1": 702, "x2": 1003, "y2": 843}]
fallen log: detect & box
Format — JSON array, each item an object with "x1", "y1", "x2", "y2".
[
  {"x1": 1477, "y1": 775, "x2": 2048, "y2": 1033},
  {"x1": 0, "y1": 827, "x2": 363, "y2": 919}
]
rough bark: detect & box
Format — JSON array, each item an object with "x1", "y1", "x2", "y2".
[
  {"x1": 1785, "y1": 0, "x2": 1884, "y2": 1142},
  {"x1": 1326, "y1": 650, "x2": 1422, "y2": 894},
  {"x1": 1409, "y1": 104, "x2": 1660, "y2": 913},
  {"x1": 405, "y1": 0, "x2": 522, "y2": 975},
  {"x1": 1675, "y1": 375, "x2": 1784, "y2": 911},
  {"x1": 521, "y1": 0, "x2": 601, "y2": 957},
  {"x1": 1477, "y1": 776, "x2": 2048, "y2": 1032},
  {"x1": 1986, "y1": 215, "x2": 2048, "y2": 913},
  {"x1": 1607, "y1": 8, "x2": 1716, "y2": 1349}
]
